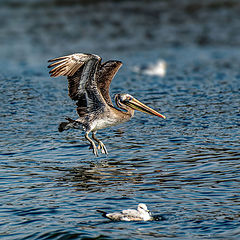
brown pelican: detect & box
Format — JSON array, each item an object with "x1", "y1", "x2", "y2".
[
  {"x1": 97, "y1": 203, "x2": 153, "y2": 221},
  {"x1": 48, "y1": 53, "x2": 165, "y2": 156}
]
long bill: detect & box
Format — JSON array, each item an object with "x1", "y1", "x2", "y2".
[{"x1": 125, "y1": 97, "x2": 166, "y2": 119}]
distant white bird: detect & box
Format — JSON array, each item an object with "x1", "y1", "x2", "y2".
[
  {"x1": 97, "y1": 203, "x2": 153, "y2": 221},
  {"x1": 133, "y1": 59, "x2": 167, "y2": 77}
]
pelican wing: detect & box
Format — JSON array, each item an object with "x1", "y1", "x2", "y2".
[
  {"x1": 48, "y1": 53, "x2": 106, "y2": 116},
  {"x1": 48, "y1": 53, "x2": 90, "y2": 78},
  {"x1": 96, "y1": 60, "x2": 122, "y2": 106}
]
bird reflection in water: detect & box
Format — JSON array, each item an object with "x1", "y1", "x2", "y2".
[{"x1": 57, "y1": 160, "x2": 147, "y2": 193}]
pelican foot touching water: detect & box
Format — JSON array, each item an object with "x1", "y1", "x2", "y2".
[
  {"x1": 92, "y1": 132, "x2": 108, "y2": 154},
  {"x1": 48, "y1": 53, "x2": 166, "y2": 156}
]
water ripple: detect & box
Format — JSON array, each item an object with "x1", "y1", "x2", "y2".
[{"x1": 0, "y1": 6, "x2": 240, "y2": 239}]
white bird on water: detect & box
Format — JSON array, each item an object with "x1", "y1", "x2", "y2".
[
  {"x1": 133, "y1": 59, "x2": 167, "y2": 77},
  {"x1": 97, "y1": 203, "x2": 153, "y2": 221}
]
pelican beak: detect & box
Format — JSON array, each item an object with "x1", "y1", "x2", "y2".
[{"x1": 125, "y1": 97, "x2": 166, "y2": 119}]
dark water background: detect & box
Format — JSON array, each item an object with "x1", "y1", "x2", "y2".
[{"x1": 0, "y1": 0, "x2": 240, "y2": 239}]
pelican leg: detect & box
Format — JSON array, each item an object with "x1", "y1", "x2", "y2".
[
  {"x1": 85, "y1": 132, "x2": 98, "y2": 156},
  {"x1": 92, "y1": 132, "x2": 108, "y2": 155}
]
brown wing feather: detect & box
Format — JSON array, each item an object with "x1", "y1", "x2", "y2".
[
  {"x1": 67, "y1": 67, "x2": 85, "y2": 101},
  {"x1": 48, "y1": 53, "x2": 107, "y2": 117},
  {"x1": 96, "y1": 60, "x2": 122, "y2": 106},
  {"x1": 48, "y1": 53, "x2": 89, "y2": 77}
]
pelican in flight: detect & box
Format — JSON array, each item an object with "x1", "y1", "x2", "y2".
[
  {"x1": 48, "y1": 53, "x2": 165, "y2": 156},
  {"x1": 97, "y1": 203, "x2": 153, "y2": 221}
]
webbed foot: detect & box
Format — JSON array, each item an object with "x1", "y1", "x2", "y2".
[
  {"x1": 92, "y1": 143, "x2": 98, "y2": 156},
  {"x1": 97, "y1": 141, "x2": 108, "y2": 154}
]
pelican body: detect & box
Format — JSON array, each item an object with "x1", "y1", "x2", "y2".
[{"x1": 48, "y1": 53, "x2": 165, "y2": 156}]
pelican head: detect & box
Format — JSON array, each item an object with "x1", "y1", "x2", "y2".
[{"x1": 115, "y1": 93, "x2": 166, "y2": 119}]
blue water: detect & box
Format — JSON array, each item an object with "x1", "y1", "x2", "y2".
[{"x1": 1, "y1": 1, "x2": 240, "y2": 239}]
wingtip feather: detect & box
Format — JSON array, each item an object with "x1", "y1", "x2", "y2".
[
  {"x1": 48, "y1": 55, "x2": 69, "y2": 62},
  {"x1": 48, "y1": 59, "x2": 66, "y2": 68},
  {"x1": 48, "y1": 53, "x2": 102, "y2": 78},
  {"x1": 97, "y1": 210, "x2": 108, "y2": 217}
]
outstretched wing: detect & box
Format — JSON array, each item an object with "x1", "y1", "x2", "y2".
[
  {"x1": 96, "y1": 60, "x2": 122, "y2": 106},
  {"x1": 48, "y1": 53, "x2": 106, "y2": 117}
]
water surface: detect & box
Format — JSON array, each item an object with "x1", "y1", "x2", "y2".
[{"x1": 1, "y1": 1, "x2": 240, "y2": 239}]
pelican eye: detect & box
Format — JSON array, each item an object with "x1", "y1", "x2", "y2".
[{"x1": 127, "y1": 96, "x2": 132, "y2": 101}]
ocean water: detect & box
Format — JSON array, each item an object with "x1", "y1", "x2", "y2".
[{"x1": 1, "y1": 1, "x2": 240, "y2": 239}]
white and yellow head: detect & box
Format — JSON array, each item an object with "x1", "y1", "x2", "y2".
[{"x1": 115, "y1": 93, "x2": 166, "y2": 119}]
